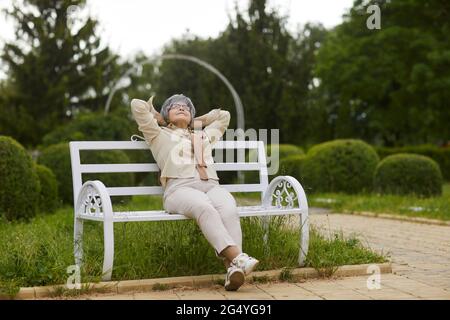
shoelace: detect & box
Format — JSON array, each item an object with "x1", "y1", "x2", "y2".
[{"x1": 232, "y1": 253, "x2": 249, "y2": 267}]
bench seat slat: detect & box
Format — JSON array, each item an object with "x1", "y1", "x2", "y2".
[
  {"x1": 80, "y1": 162, "x2": 262, "y2": 174},
  {"x1": 77, "y1": 206, "x2": 303, "y2": 222},
  {"x1": 106, "y1": 183, "x2": 266, "y2": 196}
]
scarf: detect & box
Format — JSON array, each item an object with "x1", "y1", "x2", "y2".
[{"x1": 190, "y1": 130, "x2": 209, "y2": 180}]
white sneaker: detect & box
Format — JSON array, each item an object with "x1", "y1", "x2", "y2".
[
  {"x1": 232, "y1": 253, "x2": 260, "y2": 276},
  {"x1": 224, "y1": 265, "x2": 245, "y2": 291}
]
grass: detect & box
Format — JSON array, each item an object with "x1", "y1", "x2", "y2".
[
  {"x1": 307, "y1": 226, "x2": 387, "y2": 278},
  {"x1": 47, "y1": 283, "x2": 111, "y2": 298},
  {"x1": 152, "y1": 283, "x2": 170, "y2": 291},
  {"x1": 0, "y1": 194, "x2": 386, "y2": 298},
  {"x1": 278, "y1": 268, "x2": 295, "y2": 282},
  {"x1": 251, "y1": 275, "x2": 270, "y2": 284},
  {"x1": 309, "y1": 183, "x2": 450, "y2": 221}
]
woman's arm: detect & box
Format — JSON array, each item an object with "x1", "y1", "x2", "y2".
[
  {"x1": 201, "y1": 108, "x2": 231, "y2": 145},
  {"x1": 192, "y1": 108, "x2": 222, "y2": 128},
  {"x1": 146, "y1": 96, "x2": 167, "y2": 126},
  {"x1": 130, "y1": 98, "x2": 162, "y2": 143}
]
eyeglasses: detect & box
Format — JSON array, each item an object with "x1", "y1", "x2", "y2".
[{"x1": 169, "y1": 103, "x2": 189, "y2": 111}]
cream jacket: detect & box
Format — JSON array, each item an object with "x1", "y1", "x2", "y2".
[{"x1": 130, "y1": 99, "x2": 230, "y2": 188}]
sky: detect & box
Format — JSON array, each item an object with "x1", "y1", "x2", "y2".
[{"x1": 0, "y1": 0, "x2": 354, "y2": 59}]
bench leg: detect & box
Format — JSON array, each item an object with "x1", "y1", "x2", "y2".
[
  {"x1": 74, "y1": 217, "x2": 84, "y2": 267},
  {"x1": 262, "y1": 216, "x2": 269, "y2": 249},
  {"x1": 102, "y1": 220, "x2": 115, "y2": 281},
  {"x1": 298, "y1": 212, "x2": 309, "y2": 267}
]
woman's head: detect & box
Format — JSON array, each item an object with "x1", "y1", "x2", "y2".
[{"x1": 160, "y1": 94, "x2": 196, "y2": 129}]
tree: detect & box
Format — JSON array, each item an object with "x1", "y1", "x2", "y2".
[
  {"x1": 279, "y1": 23, "x2": 328, "y2": 145},
  {"x1": 218, "y1": 0, "x2": 293, "y2": 134},
  {"x1": 0, "y1": 0, "x2": 123, "y2": 147},
  {"x1": 143, "y1": 0, "x2": 328, "y2": 146},
  {"x1": 315, "y1": 0, "x2": 450, "y2": 146}
]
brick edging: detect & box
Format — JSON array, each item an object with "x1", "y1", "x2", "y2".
[{"x1": 10, "y1": 263, "x2": 392, "y2": 299}]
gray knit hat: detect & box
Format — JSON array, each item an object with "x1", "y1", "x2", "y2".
[{"x1": 160, "y1": 94, "x2": 196, "y2": 126}]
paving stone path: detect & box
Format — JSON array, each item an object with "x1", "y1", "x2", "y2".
[{"x1": 310, "y1": 210, "x2": 450, "y2": 292}]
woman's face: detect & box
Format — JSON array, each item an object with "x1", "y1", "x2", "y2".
[{"x1": 168, "y1": 102, "x2": 191, "y2": 128}]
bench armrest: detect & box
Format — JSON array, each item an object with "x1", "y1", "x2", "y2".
[
  {"x1": 262, "y1": 175, "x2": 308, "y2": 214},
  {"x1": 75, "y1": 180, "x2": 113, "y2": 221},
  {"x1": 262, "y1": 175, "x2": 309, "y2": 266}
]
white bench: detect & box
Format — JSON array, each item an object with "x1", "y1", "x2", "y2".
[{"x1": 69, "y1": 140, "x2": 309, "y2": 281}]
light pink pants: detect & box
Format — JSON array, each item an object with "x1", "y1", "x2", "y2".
[{"x1": 163, "y1": 171, "x2": 242, "y2": 257}]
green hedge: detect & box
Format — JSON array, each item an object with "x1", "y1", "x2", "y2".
[
  {"x1": 40, "y1": 112, "x2": 153, "y2": 186},
  {"x1": 35, "y1": 164, "x2": 60, "y2": 214},
  {"x1": 374, "y1": 153, "x2": 443, "y2": 197},
  {"x1": 245, "y1": 144, "x2": 305, "y2": 183},
  {"x1": 302, "y1": 139, "x2": 380, "y2": 194},
  {"x1": 375, "y1": 145, "x2": 450, "y2": 181},
  {"x1": 37, "y1": 143, "x2": 72, "y2": 205},
  {"x1": 279, "y1": 155, "x2": 307, "y2": 182},
  {"x1": 0, "y1": 136, "x2": 41, "y2": 221},
  {"x1": 38, "y1": 143, "x2": 135, "y2": 205},
  {"x1": 41, "y1": 112, "x2": 135, "y2": 147}
]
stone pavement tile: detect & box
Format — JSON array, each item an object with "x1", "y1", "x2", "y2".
[
  {"x1": 410, "y1": 263, "x2": 449, "y2": 270},
  {"x1": 87, "y1": 293, "x2": 135, "y2": 300},
  {"x1": 379, "y1": 273, "x2": 418, "y2": 283},
  {"x1": 133, "y1": 290, "x2": 181, "y2": 300},
  {"x1": 220, "y1": 284, "x2": 274, "y2": 300},
  {"x1": 417, "y1": 288, "x2": 450, "y2": 300},
  {"x1": 423, "y1": 296, "x2": 450, "y2": 300},
  {"x1": 296, "y1": 280, "x2": 349, "y2": 294},
  {"x1": 392, "y1": 286, "x2": 450, "y2": 299},
  {"x1": 255, "y1": 283, "x2": 322, "y2": 300},
  {"x1": 175, "y1": 288, "x2": 227, "y2": 300},
  {"x1": 332, "y1": 276, "x2": 371, "y2": 290},
  {"x1": 319, "y1": 292, "x2": 372, "y2": 300},
  {"x1": 354, "y1": 287, "x2": 418, "y2": 300}
]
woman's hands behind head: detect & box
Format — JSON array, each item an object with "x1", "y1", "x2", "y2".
[{"x1": 147, "y1": 96, "x2": 168, "y2": 127}]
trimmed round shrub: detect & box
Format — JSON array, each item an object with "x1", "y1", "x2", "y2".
[
  {"x1": 302, "y1": 139, "x2": 380, "y2": 194},
  {"x1": 374, "y1": 153, "x2": 443, "y2": 197},
  {"x1": 35, "y1": 164, "x2": 60, "y2": 214},
  {"x1": 38, "y1": 143, "x2": 72, "y2": 205},
  {"x1": 279, "y1": 155, "x2": 306, "y2": 181},
  {"x1": 247, "y1": 144, "x2": 304, "y2": 163},
  {"x1": 244, "y1": 144, "x2": 305, "y2": 183},
  {"x1": 82, "y1": 151, "x2": 135, "y2": 205},
  {"x1": 0, "y1": 136, "x2": 41, "y2": 221},
  {"x1": 40, "y1": 111, "x2": 148, "y2": 185},
  {"x1": 267, "y1": 144, "x2": 305, "y2": 160},
  {"x1": 38, "y1": 143, "x2": 135, "y2": 205},
  {"x1": 41, "y1": 112, "x2": 135, "y2": 147},
  {"x1": 375, "y1": 145, "x2": 450, "y2": 181}
]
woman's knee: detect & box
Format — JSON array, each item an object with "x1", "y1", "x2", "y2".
[
  {"x1": 218, "y1": 203, "x2": 240, "y2": 222},
  {"x1": 207, "y1": 187, "x2": 238, "y2": 210}
]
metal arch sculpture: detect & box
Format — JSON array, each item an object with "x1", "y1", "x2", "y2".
[{"x1": 104, "y1": 53, "x2": 245, "y2": 132}]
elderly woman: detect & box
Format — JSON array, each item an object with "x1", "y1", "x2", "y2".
[{"x1": 130, "y1": 94, "x2": 259, "y2": 291}]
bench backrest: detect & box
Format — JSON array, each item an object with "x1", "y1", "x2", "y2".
[{"x1": 69, "y1": 140, "x2": 269, "y2": 208}]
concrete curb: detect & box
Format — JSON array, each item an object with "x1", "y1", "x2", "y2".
[
  {"x1": 341, "y1": 210, "x2": 450, "y2": 227},
  {"x1": 10, "y1": 263, "x2": 392, "y2": 300}
]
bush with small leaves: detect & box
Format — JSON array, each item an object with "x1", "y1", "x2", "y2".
[
  {"x1": 0, "y1": 136, "x2": 41, "y2": 221},
  {"x1": 245, "y1": 144, "x2": 305, "y2": 183},
  {"x1": 374, "y1": 153, "x2": 443, "y2": 197},
  {"x1": 35, "y1": 164, "x2": 60, "y2": 214},
  {"x1": 38, "y1": 143, "x2": 134, "y2": 205},
  {"x1": 302, "y1": 139, "x2": 379, "y2": 194}
]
